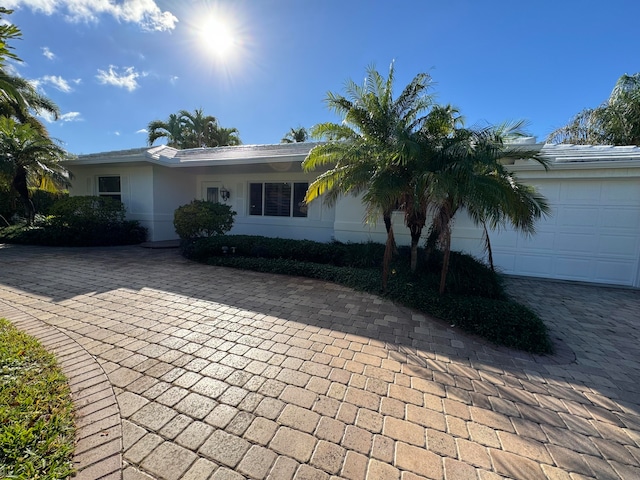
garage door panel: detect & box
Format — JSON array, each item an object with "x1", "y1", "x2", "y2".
[
  {"x1": 601, "y1": 181, "x2": 640, "y2": 203},
  {"x1": 532, "y1": 182, "x2": 561, "y2": 202},
  {"x1": 493, "y1": 253, "x2": 516, "y2": 273},
  {"x1": 554, "y1": 257, "x2": 594, "y2": 281},
  {"x1": 600, "y1": 207, "x2": 640, "y2": 229},
  {"x1": 561, "y1": 182, "x2": 602, "y2": 203},
  {"x1": 594, "y1": 260, "x2": 637, "y2": 285},
  {"x1": 557, "y1": 206, "x2": 599, "y2": 227},
  {"x1": 515, "y1": 254, "x2": 555, "y2": 276},
  {"x1": 518, "y1": 231, "x2": 555, "y2": 251},
  {"x1": 598, "y1": 235, "x2": 640, "y2": 256},
  {"x1": 555, "y1": 232, "x2": 598, "y2": 253}
]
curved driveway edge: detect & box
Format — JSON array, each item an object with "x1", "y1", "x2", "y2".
[
  {"x1": 1, "y1": 244, "x2": 639, "y2": 480},
  {"x1": 0, "y1": 300, "x2": 122, "y2": 480}
]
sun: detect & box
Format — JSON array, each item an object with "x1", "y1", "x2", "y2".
[{"x1": 199, "y1": 16, "x2": 236, "y2": 59}]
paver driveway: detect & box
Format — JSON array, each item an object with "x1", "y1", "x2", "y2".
[{"x1": 1, "y1": 244, "x2": 639, "y2": 480}]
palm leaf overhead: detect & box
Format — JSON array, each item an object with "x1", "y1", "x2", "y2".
[
  {"x1": 0, "y1": 117, "x2": 71, "y2": 223},
  {"x1": 547, "y1": 72, "x2": 640, "y2": 146}
]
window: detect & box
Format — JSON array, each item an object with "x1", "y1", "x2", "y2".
[
  {"x1": 249, "y1": 182, "x2": 308, "y2": 217},
  {"x1": 98, "y1": 176, "x2": 121, "y2": 201},
  {"x1": 206, "y1": 187, "x2": 219, "y2": 203}
]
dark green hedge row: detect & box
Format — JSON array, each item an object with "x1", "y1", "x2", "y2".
[
  {"x1": 182, "y1": 235, "x2": 386, "y2": 268},
  {"x1": 183, "y1": 235, "x2": 506, "y2": 299},
  {"x1": 0, "y1": 221, "x2": 146, "y2": 247},
  {"x1": 0, "y1": 196, "x2": 147, "y2": 246},
  {"x1": 188, "y1": 237, "x2": 552, "y2": 354}
]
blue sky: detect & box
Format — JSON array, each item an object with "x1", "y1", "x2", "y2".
[{"x1": 5, "y1": 0, "x2": 640, "y2": 154}]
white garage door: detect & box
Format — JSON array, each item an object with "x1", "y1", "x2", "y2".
[{"x1": 490, "y1": 178, "x2": 640, "y2": 287}]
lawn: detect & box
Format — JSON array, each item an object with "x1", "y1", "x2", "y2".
[{"x1": 0, "y1": 318, "x2": 75, "y2": 480}]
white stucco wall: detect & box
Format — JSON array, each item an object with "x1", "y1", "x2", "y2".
[
  {"x1": 195, "y1": 169, "x2": 336, "y2": 242},
  {"x1": 151, "y1": 166, "x2": 197, "y2": 241},
  {"x1": 66, "y1": 164, "x2": 155, "y2": 233},
  {"x1": 334, "y1": 160, "x2": 640, "y2": 287}
]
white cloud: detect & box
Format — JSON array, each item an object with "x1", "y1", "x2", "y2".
[
  {"x1": 60, "y1": 111, "x2": 82, "y2": 122},
  {"x1": 5, "y1": 0, "x2": 177, "y2": 31},
  {"x1": 169, "y1": 75, "x2": 179, "y2": 85},
  {"x1": 41, "y1": 74, "x2": 73, "y2": 92},
  {"x1": 136, "y1": 128, "x2": 147, "y2": 134},
  {"x1": 40, "y1": 111, "x2": 83, "y2": 123},
  {"x1": 42, "y1": 46, "x2": 55, "y2": 59},
  {"x1": 114, "y1": 131, "x2": 120, "y2": 136},
  {"x1": 96, "y1": 65, "x2": 140, "y2": 92}
]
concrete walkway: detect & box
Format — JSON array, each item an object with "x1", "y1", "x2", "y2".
[{"x1": 0, "y1": 244, "x2": 639, "y2": 480}]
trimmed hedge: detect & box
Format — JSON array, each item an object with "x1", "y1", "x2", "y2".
[
  {"x1": 0, "y1": 196, "x2": 147, "y2": 246},
  {"x1": 185, "y1": 235, "x2": 553, "y2": 354}
]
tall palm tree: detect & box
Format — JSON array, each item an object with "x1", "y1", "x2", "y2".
[
  {"x1": 303, "y1": 63, "x2": 434, "y2": 289},
  {"x1": 547, "y1": 72, "x2": 640, "y2": 145},
  {"x1": 0, "y1": 117, "x2": 71, "y2": 223},
  {"x1": 281, "y1": 127, "x2": 308, "y2": 143}
]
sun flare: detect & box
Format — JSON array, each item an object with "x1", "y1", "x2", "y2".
[{"x1": 199, "y1": 16, "x2": 236, "y2": 58}]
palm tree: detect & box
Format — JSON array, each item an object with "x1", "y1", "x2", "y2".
[
  {"x1": 303, "y1": 63, "x2": 434, "y2": 289},
  {"x1": 147, "y1": 113, "x2": 184, "y2": 147},
  {"x1": 178, "y1": 108, "x2": 218, "y2": 148},
  {"x1": 0, "y1": 117, "x2": 71, "y2": 223},
  {"x1": 207, "y1": 125, "x2": 241, "y2": 146},
  {"x1": 147, "y1": 109, "x2": 241, "y2": 148},
  {"x1": 422, "y1": 121, "x2": 550, "y2": 293},
  {"x1": 281, "y1": 127, "x2": 308, "y2": 143},
  {"x1": 547, "y1": 72, "x2": 640, "y2": 145}
]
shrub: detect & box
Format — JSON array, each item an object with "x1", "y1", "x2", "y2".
[
  {"x1": 30, "y1": 189, "x2": 68, "y2": 216},
  {"x1": 50, "y1": 195, "x2": 126, "y2": 227},
  {"x1": 182, "y1": 235, "x2": 385, "y2": 268},
  {"x1": 0, "y1": 196, "x2": 147, "y2": 246},
  {"x1": 174, "y1": 200, "x2": 236, "y2": 240}
]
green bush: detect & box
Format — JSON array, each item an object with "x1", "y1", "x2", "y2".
[
  {"x1": 0, "y1": 196, "x2": 147, "y2": 246},
  {"x1": 174, "y1": 200, "x2": 236, "y2": 239},
  {"x1": 30, "y1": 189, "x2": 68, "y2": 216},
  {"x1": 50, "y1": 195, "x2": 126, "y2": 227},
  {"x1": 182, "y1": 235, "x2": 385, "y2": 268},
  {"x1": 185, "y1": 235, "x2": 552, "y2": 354}
]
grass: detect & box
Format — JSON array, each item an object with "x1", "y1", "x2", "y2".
[
  {"x1": 0, "y1": 318, "x2": 75, "y2": 480},
  {"x1": 182, "y1": 236, "x2": 554, "y2": 354}
]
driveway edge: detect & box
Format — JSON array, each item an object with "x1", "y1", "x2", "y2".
[{"x1": 0, "y1": 301, "x2": 123, "y2": 480}]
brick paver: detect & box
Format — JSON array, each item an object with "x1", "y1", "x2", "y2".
[{"x1": 1, "y1": 244, "x2": 639, "y2": 479}]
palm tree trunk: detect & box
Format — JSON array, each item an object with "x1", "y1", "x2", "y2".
[
  {"x1": 383, "y1": 211, "x2": 398, "y2": 255},
  {"x1": 482, "y1": 221, "x2": 495, "y2": 272},
  {"x1": 409, "y1": 227, "x2": 422, "y2": 272},
  {"x1": 382, "y1": 224, "x2": 394, "y2": 292},
  {"x1": 12, "y1": 165, "x2": 34, "y2": 224},
  {"x1": 438, "y1": 224, "x2": 451, "y2": 295}
]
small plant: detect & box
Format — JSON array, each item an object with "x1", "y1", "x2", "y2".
[{"x1": 174, "y1": 200, "x2": 236, "y2": 240}]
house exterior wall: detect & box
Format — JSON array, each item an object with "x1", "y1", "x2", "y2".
[
  {"x1": 66, "y1": 163, "x2": 155, "y2": 233},
  {"x1": 334, "y1": 160, "x2": 640, "y2": 287},
  {"x1": 65, "y1": 145, "x2": 640, "y2": 287},
  {"x1": 151, "y1": 166, "x2": 197, "y2": 241},
  {"x1": 195, "y1": 170, "x2": 336, "y2": 242}
]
